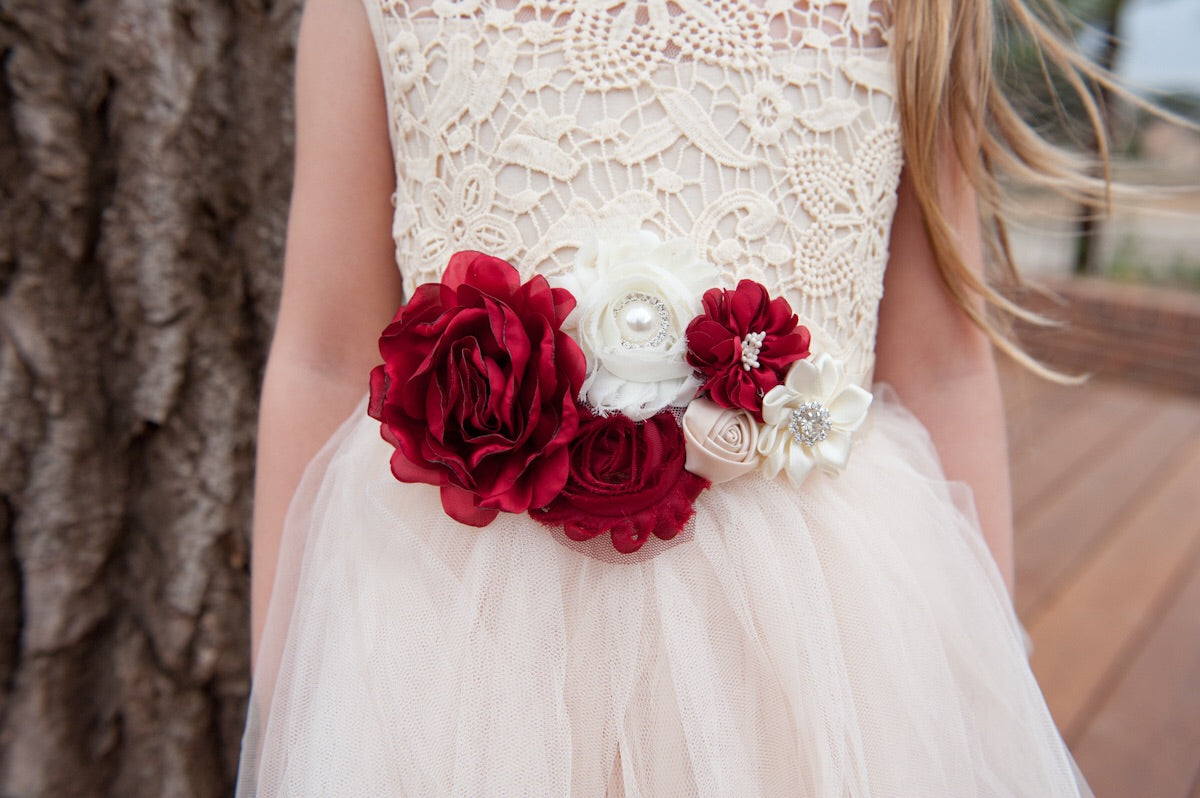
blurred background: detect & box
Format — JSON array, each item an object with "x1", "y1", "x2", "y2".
[
  {"x1": 0, "y1": 0, "x2": 1197, "y2": 795},
  {"x1": 997, "y1": 4, "x2": 1200, "y2": 798},
  {"x1": 1005, "y1": 0, "x2": 1200, "y2": 289}
]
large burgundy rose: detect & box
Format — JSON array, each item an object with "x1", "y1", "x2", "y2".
[
  {"x1": 531, "y1": 409, "x2": 709, "y2": 553},
  {"x1": 368, "y1": 251, "x2": 586, "y2": 527},
  {"x1": 685, "y1": 280, "x2": 811, "y2": 421}
]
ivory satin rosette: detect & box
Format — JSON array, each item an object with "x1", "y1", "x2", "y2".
[
  {"x1": 555, "y1": 232, "x2": 719, "y2": 421},
  {"x1": 681, "y1": 399, "x2": 760, "y2": 484},
  {"x1": 757, "y1": 353, "x2": 873, "y2": 487}
]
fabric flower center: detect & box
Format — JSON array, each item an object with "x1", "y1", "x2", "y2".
[
  {"x1": 788, "y1": 402, "x2": 831, "y2": 447},
  {"x1": 740, "y1": 331, "x2": 766, "y2": 370},
  {"x1": 613, "y1": 292, "x2": 671, "y2": 349}
]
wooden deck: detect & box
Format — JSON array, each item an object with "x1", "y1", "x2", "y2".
[{"x1": 1003, "y1": 365, "x2": 1200, "y2": 798}]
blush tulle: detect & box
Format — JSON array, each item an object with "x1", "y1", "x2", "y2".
[{"x1": 237, "y1": 389, "x2": 1091, "y2": 797}]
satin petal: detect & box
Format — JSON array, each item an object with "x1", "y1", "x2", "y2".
[
  {"x1": 440, "y1": 485, "x2": 499, "y2": 527},
  {"x1": 367, "y1": 365, "x2": 388, "y2": 420},
  {"x1": 783, "y1": 357, "x2": 822, "y2": 398},
  {"x1": 390, "y1": 448, "x2": 445, "y2": 486},
  {"x1": 760, "y1": 385, "x2": 791, "y2": 425},
  {"x1": 784, "y1": 442, "x2": 816, "y2": 488},
  {"x1": 829, "y1": 384, "x2": 873, "y2": 428},
  {"x1": 816, "y1": 430, "x2": 852, "y2": 469},
  {"x1": 815, "y1": 353, "x2": 844, "y2": 398}
]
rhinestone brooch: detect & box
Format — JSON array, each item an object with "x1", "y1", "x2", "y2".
[{"x1": 788, "y1": 401, "x2": 831, "y2": 447}]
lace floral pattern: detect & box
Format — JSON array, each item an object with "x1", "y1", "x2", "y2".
[{"x1": 362, "y1": 0, "x2": 902, "y2": 385}]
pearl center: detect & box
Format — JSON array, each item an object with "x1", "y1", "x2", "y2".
[
  {"x1": 613, "y1": 292, "x2": 671, "y2": 349},
  {"x1": 622, "y1": 301, "x2": 657, "y2": 338}
]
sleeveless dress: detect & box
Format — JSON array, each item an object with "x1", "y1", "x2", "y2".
[{"x1": 238, "y1": 2, "x2": 1092, "y2": 795}]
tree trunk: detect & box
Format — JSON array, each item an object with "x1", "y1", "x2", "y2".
[{"x1": 0, "y1": 1, "x2": 300, "y2": 794}]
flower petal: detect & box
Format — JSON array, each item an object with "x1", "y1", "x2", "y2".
[
  {"x1": 783, "y1": 357, "x2": 822, "y2": 399},
  {"x1": 389, "y1": 448, "x2": 444, "y2": 486},
  {"x1": 760, "y1": 385, "x2": 792, "y2": 426},
  {"x1": 815, "y1": 353, "x2": 844, "y2": 398},
  {"x1": 759, "y1": 434, "x2": 788, "y2": 479},
  {"x1": 784, "y1": 442, "x2": 816, "y2": 488},
  {"x1": 440, "y1": 485, "x2": 500, "y2": 527},
  {"x1": 815, "y1": 429, "x2": 852, "y2": 470},
  {"x1": 443, "y1": 251, "x2": 521, "y2": 295},
  {"x1": 828, "y1": 384, "x2": 873, "y2": 429},
  {"x1": 368, "y1": 365, "x2": 389, "y2": 420}
]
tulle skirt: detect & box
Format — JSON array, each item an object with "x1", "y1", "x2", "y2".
[{"x1": 237, "y1": 389, "x2": 1091, "y2": 797}]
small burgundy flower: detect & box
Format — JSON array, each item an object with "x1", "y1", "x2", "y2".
[
  {"x1": 368, "y1": 251, "x2": 586, "y2": 527},
  {"x1": 531, "y1": 408, "x2": 709, "y2": 553},
  {"x1": 685, "y1": 280, "x2": 811, "y2": 421}
]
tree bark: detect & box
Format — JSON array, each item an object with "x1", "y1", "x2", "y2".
[{"x1": 0, "y1": 1, "x2": 301, "y2": 794}]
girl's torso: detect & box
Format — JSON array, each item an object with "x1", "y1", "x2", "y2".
[{"x1": 364, "y1": 0, "x2": 901, "y2": 385}]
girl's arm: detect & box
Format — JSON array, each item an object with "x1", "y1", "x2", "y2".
[
  {"x1": 252, "y1": 0, "x2": 403, "y2": 663},
  {"x1": 874, "y1": 158, "x2": 1016, "y2": 596}
]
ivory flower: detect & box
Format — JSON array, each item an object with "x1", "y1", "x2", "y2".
[
  {"x1": 557, "y1": 232, "x2": 719, "y2": 420},
  {"x1": 682, "y1": 399, "x2": 761, "y2": 484},
  {"x1": 757, "y1": 354, "x2": 872, "y2": 487}
]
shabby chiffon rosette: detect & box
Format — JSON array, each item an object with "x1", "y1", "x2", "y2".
[
  {"x1": 369, "y1": 242, "x2": 873, "y2": 554},
  {"x1": 531, "y1": 409, "x2": 708, "y2": 553},
  {"x1": 557, "y1": 232, "x2": 717, "y2": 421},
  {"x1": 685, "y1": 280, "x2": 812, "y2": 420}
]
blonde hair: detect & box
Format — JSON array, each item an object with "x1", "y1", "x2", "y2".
[{"x1": 892, "y1": 0, "x2": 1124, "y2": 377}]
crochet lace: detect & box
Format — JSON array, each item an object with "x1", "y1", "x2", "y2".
[{"x1": 362, "y1": 0, "x2": 901, "y2": 385}]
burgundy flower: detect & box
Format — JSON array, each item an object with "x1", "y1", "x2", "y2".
[
  {"x1": 531, "y1": 409, "x2": 709, "y2": 553},
  {"x1": 685, "y1": 280, "x2": 811, "y2": 420},
  {"x1": 368, "y1": 251, "x2": 586, "y2": 527}
]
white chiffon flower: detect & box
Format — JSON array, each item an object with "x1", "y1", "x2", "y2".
[
  {"x1": 757, "y1": 353, "x2": 873, "y2": 487},
  {"x1": 557, "y1": 232, "x2": 719, "y2": 420}
]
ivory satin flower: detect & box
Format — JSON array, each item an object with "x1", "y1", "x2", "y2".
[{"x1": 757, "y1": 354, "x2": 873, "y2": 487}]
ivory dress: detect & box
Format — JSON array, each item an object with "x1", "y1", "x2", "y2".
[{"x1": 238, "y1": 1, "x2": 1092, "y2": 795}]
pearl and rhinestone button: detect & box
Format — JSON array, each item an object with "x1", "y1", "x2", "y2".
[{"x1": 613, "y1": 292, "x2": 671, "y2": 349}]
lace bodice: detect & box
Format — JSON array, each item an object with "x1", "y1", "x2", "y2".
[{"x1": 362, "y1": 0, "x2": 903, "y2": 385}]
